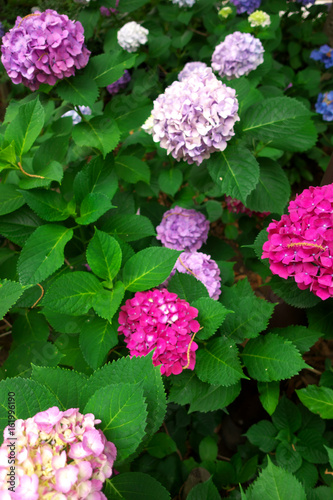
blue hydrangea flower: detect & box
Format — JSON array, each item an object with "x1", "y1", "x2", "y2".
[
  {"x1": 310, "y1": 45, "x2": 333, "y2": 69},
  {"x1": 315, "y1": 92, "x2": 333, "y2": 121},
  {"x1": 229, "y1": 0, "x2": 261, "y2": 14}
]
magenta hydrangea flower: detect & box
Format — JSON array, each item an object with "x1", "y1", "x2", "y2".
[
  {"x1": 106, "y1": 70, "x2": 131, "y2": 95},
  {"x1": 178, "y1": 61, "x2": 210, "y2": 81},
  {"x1": 262, "y1": 184, "x2": 333, "y2": 300},
  {"x1": 1, "y1": 10, "x2": 90, "y2": 91},
  {"x1": 118, "y1": 288, "x2": 200, "y2": 376},
  {"x1": 225, "y1": 196, "x2": 270, "y2": 218},
  {"x1": 156, "y1": 206, "x2": 210, "y2": 252},
  {"x1": 212, "y1": 31, "x2": 264, "y2": 80},
  {"x1": 152, "y1": 71, "x2": 239, "y2": 165},
  {"x1": 0, "y1": 407, "x2": 117, "y2": 499},
  {"x1": 229, "y1": 0, "x2": 261, "y2": 14}
]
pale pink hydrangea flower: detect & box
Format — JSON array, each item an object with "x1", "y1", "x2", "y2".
[
  {"x1": 0, "y1": 408, "x2": 117, "y2": 499},
  {"x1": 118, "y1": 288, "x2": 200, "y2": 376},
  {"x1": 262, "y1": 184, "x2": 333, "y2": 300}
]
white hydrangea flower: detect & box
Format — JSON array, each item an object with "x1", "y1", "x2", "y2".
[
  {"x1": 142, "y1": 115, "x2": 154, "y2": 135},
  {"x1": 61, "y1": 106, "x2": 91, "y2": 125},
  {"x1": 172, "y1": 0, "x2": 196, "y2": 6},
  {"x1": 248, "y1": 10, "x2": 271, "y2": 27},
  {"x1": 117, "y1": 22, "x2": 149, "y2": 53}
]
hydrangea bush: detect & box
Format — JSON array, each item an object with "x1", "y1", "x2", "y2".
[{"x1": 0, "y1": 0, "x2": 333, "y2": 498}]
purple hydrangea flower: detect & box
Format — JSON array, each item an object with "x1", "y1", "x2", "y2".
[
  {"x1": 106, "y1": 70, "x2": 131, "y2": 95},
  {"x1": 61, "y1": 105, "x2": 91, "y2": 124},
  {"x1": 178, "y1": 62, "x2": 211, "y2": 81},
  {"x1": 295, "y1": 0, "x2": 315, "y2": 4},
  {"x1": 1, "y1": 10, "x2": 90, "y2": 91},
  {"x1": 171, "y1": 251, "x2": 222, "y2": 300},
  {"x1": 310, "y1": 45, "x2": 333, "y2": 69},
  {"x1": 100, "y1": 0, "x2": 119, "y2": 17},
  {"x1": 212, "y1": 31, "x2": 264, "y2": 80},
  {"x1": 0, "y1": 22, "x2": 5, "y2": 39},
  {"x1": 151, "y1": 72, "x2": 239, "y2": 165},
  {"x1": 229, "y1": 0, "x2": 261, "y2": 14},
  {"x1": 156, "y1": 206, "x2": 210, "y2": 252},
  {"x1": 315, "y1": 92, "x2": 333, "y2": 121}
]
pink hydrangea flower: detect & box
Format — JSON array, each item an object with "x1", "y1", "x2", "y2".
[
  {"x1": 225, "y1": 196, "x2": 270, "y2": 218},
  {"x1": 118, "y1": 288, "x2": 200, "y2": 376},
  {"x1": 0, "y1": 408, "x2": 116, "y2": 499},
  {"x1": 262, "y1": 184, "x2": 333, "y2": 300}
]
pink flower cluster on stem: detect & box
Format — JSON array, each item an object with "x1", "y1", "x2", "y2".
[
  {"x1": 262, "y1": 184, "x2": 333, "y2": 300},
  {"x1": 118, "y1": 288, "x2": 200, "y2": 376},
  {"x1": 0, "y1": 407, "x2": 117, "y2": 499},
  {"x1": 1, "y1": 10, "x2": 90, "y2": 91}
]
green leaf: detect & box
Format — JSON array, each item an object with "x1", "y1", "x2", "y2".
[
  {"x1": 0, "y1": 279, "x2": 25, "y2": 320},
  {"x1": 12, "y1": 310, "x2": 50, "y2": 344},
  {"x1": 294, "y1": 460, "x2": 318, "y2": 489},
  {"x1": 271, "y1": 326, "x2": 321, "y2": 354},
  {"x1": 246, "y1": 457, "x2": 306, "y2": 500},
  {"x1": 199, "y1": 436, "x2": 218, "y2": 462},
  {"x1": 269, "y1": 276, "x2": 321, "y2": 309},
  {"x1": 73, "y1": 155, "x2": 118, "y2": 204},
  {"x1": 115, "y1": 156, "x2": 150, "y2": 184},
  {"x1": 0, "y1": 206, "x2": 43, "y2": 246},
  {"x1": 242, "y1": 97, "x2": 311, "y2": 142},
  {"x1": 56, "y1": 76, "x2": 99, "y2": 107},
  {"x1": 102, "y1": 214, "x2": 156, "y2": 242},
  {"x1": 76, "y1": 193, "x2": 112, "y2": 225},
  {"x1": 93, "y1": 281, "x2": 125, "y2": 322},
  {"x1": 80, "y1": 317, "x2": 118, "y2": 370},
  {"x1": 55, "y1": 332, "x2": 92, "y2": 375},
  {"x1": 167, "y1": 272, "x2": 209, "y2": 302},
  {"x1": 0, "y1": 142, "x2": 17, "y2": 171},
  {"x1": 268, "y1": 120, "x2": 318, "y2": 152},
  {"x1": 296, "y1": 429, "x2": 328, "y2": 464},
  {"x1": 105, "y1": 472, "x2": 171, "y2": 500},
  {"x1": 42, "y1": 271, "x2": 104, "y2": 315},
  {"x1": 168, "y1": 371, "x2": 241, "y2": 412},
  {"x1": 196, "y1": 337, "x2": 245, "y2": 387},
  {"x1": 207, "y1": 146, "x2": 260, "y2": 204},
  {"x1": 275, "y1": 442, "x2": 302, "y2": 473},
  {"x1": 187, "y1": 478, "x2": 221, "y2": 500},
  {"x1": 272, "y1": 396, "x2": 302, "y2": 433},
  {"x1": 246, "y1": 420, "x2": 278, "y2": 453},
  {"x1": 0, "y1": 184, "x2": 25, "y2": 216},
  {"x1": 245, "y1": 159, "x2": 290, "y2": 215},
  {"x1": 192, "y1": 297, "x2": 231, "y2": 340},
  {"x1": 123, "y1": 247, "x2": 181, "y2": 291},
  {"x1": 221, "y1": 279, "x2": 275, "y2": 342},
  {"x1": 87, "y1": 51, "x2": 137, "y2": 87},
  {"x1": 325, "y1": 446, "x2": 333, "y2": 469},
  {"x1": 21, "y1": 189, "x2": 75, "y2": 221},
  {"x1": 251, "y1": 228, "x2": 269, "y2": 263},
  {"x1": 17, "y1": 225, "x2": 73, "y2": 286},
  {"x1": 242, "y1": 333, "x2": 307, "y2": 382},
  {"x1": 146, "y1": 433, "x2": 178, "y2": 458},
  {"x1": 2, "y1": 341, "x2": 63, "y2": 378},
  {"x1": 72, "y1": 116, "x2": 120, "y2": 158},
  {"x1": 296, "y1": 385, "x2": 333, "y2": 419},
  {"x1": 84, "y1": 383, "x2": 147, "y2": 463},
  {"x1": 108, "y1": 97, "x2": 152, "y2": 136},
  {"x1": 307, "y1": 301, "x2": 333, "y2": 339},
  {"x1": 87, "y1": 229, "x2": 122, "y2": 281},
  {"x1": 0, "y1": 378, "x2": 58, "y2": 435},
  {"x1": 258, "y1": 381, "x2": 280, "y2": 415},
  {"x1": 158, "y1": 169, "x2": 183, "y2": 196},
  {"x1": 5, "y1": 98, "x2": 45, "y2": 158},
  {"x1": 19, "y1": 161, "x2": 64, "y2": 190},
  {"x1": 31, "y1": 365, "x2": 88, "y2": 410}
]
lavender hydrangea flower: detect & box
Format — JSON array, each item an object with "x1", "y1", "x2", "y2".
[
  {"x1": 1, "y1": 10, "x2": 90, "y2": 91},
  {"x1": 173, "y1": 251, "x2": 222, "y2": 300},
  {"x1": 100, "y1": 0, "x2": 119, "y2": 15},
  {"x1": 151, "y1": 71, "x2": 239, "y2": 165},
  {"x1": 315, "y1": 92, "x2": 333, "y2": 121},
  {"x1": 61, "y1": 105, "x2": 91, "y2": 125},
  {"x1": 212, "y1": 31, "x2": 264, "y2": 80},
  {"x1": 156, "y1": 206, "x2": 210, "y2": 252},
  {"x1": 295, "y1": 0, "x2": 315, "y2": 4},
  {"x1": 117, "y1": 21, "x2": 149, "y2": 53},
  {"x1": 178, "y1": 62, "x2": 210, "y2": 81},
  {"x1": 172, "y1": 0, "x2": 196, "y2": 7},
  {"x1": 230, "y1": 0, "x2": 261, "y2": 14},
  {"x1": 310, "y1": 45, "x2": 333, "y2": 69},
  {"x1": 0, "y1": 22, "x2": 5, "y2": 39},
  {"x1": 106, "y1": 70, "x2": 131, "y2": 95}
]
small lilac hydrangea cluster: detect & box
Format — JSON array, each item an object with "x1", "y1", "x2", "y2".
[
  {"x1": 262, "y1": 184, "x2": 333, "y2": 300},
  {"x1": 229, "y1": 0, "x2": 261, "y2": 14},
  {"x1": 225, "y1": 196, "x2": 270, "y2": 218},
  {"x1": 106, "y1": 70, "x2": 131, "y2": 95},
  {"x1": 1, "y1": 10, "x2": 90, "y2": 91},
  {"x1": 172, "y1": 0, "x2": 196, "y2": 7},
  {"x1": 100, "y1": 0, "x2": 119, "y2": 16},
  {"x1": 156, "y1": 206, "x2": 210, "y2": 251},
  {"x1": 0, "y1": 407, "x2": 116, "y2": 499},
  {"x1": 117, "y1": 21, "x2": 149, "y2": 53},
  {"x1": 178, "y1": 61, "x2": 210, "y2": 81},
  {"x1": 152, "y1": 71, "x2": 239, "y2": 165},
  {"x1": 118, "y1": 288, "x2": 200, "y2": 376},
  {"x1": 62, "y1": 105, "x2": 91, "y2": 125},
  {"x1": 212, "y1": 31, "x2": 264, "y2": 80},
  {"x1": 315, "y1": 92, "x2": 333, "y2": 121},
  {"x1": 0, "y1": 22, "x2": 4, "y2": 39},
  {"x1": 310, "y1": 45, "x2": 333, "y2": 69}
]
